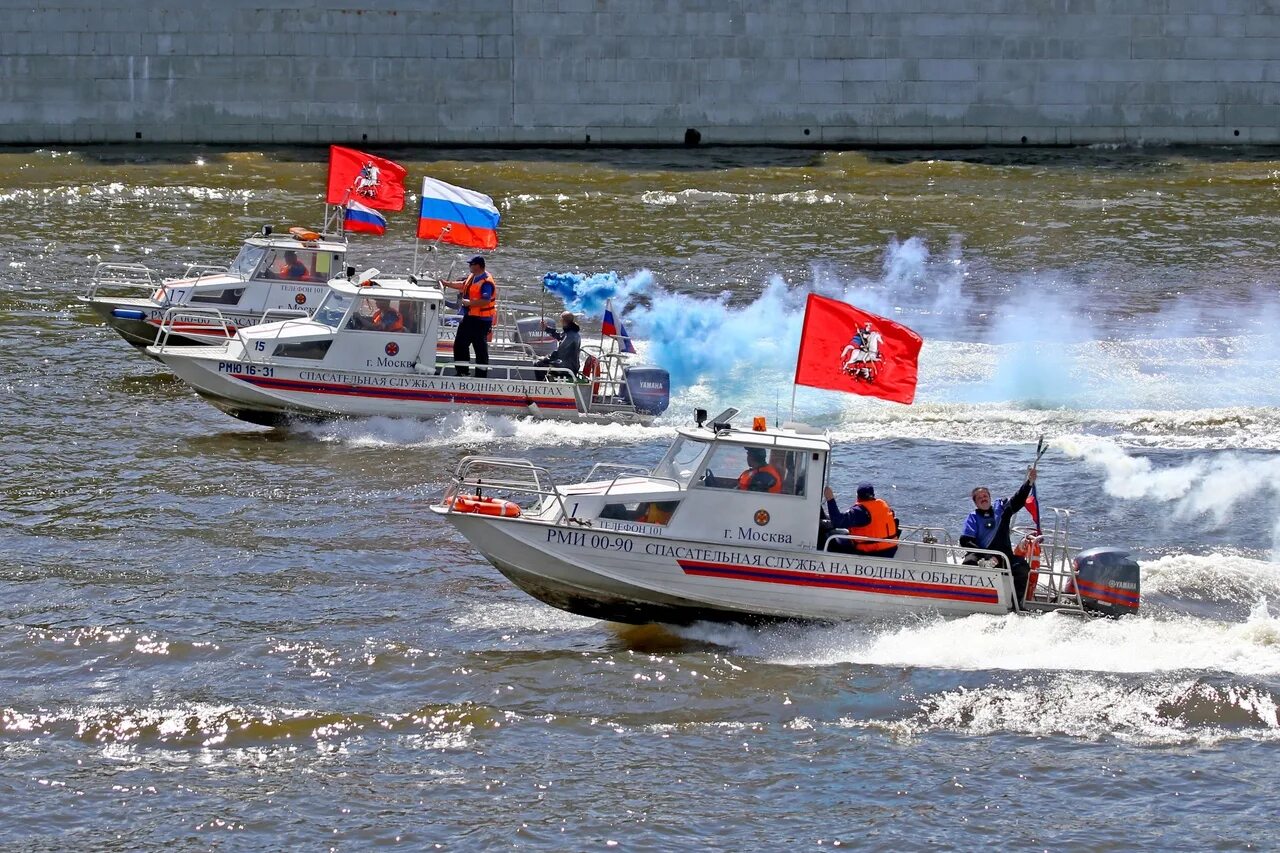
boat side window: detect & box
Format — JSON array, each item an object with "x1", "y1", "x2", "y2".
[
  {"x1": 693, "y1": 444, "x2": 807, "y2": 496},
  {"x1": 651, "y1": 437, "x2": 710, "y2": 487},
  {"x1": 259, "y1": 248, "x2": 319, "y2": 281},
  {"x1": 189, "y1": 287, "x2": 245, "y2": 306},
  {"x1": 272, "y1": 340, "x2": 333, "y2": 360},
  {"x1": 229, "y1": 245, "x2": 267, "y2": 279},
  {"x1": 313, "y1": 292, "x2": 353, "y2": 328},
  {"x1": 599, "y1": 500, "x2": 680, "y2": 525},
  {"x1": 346, "y1": 296, "x2": 412, "y2": 332}
]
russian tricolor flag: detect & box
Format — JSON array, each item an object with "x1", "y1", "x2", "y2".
[
  {"x1": 416, "y1": 176, "x2": 500, "y2": 250},
  {"x1": 602, "y1": 303, "x2": 636, "y2": 354},
  {"x1": 344, "y1": 200, "x2": 387, "y2": 235}
]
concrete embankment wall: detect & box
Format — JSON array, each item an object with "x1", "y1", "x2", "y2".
[{"x1": 3, "y1": 0, "x2": 1278, "y2": 146}]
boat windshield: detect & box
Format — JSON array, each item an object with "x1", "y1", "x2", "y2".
[
  {"x1": 312, "y1": 292, "x2": 354, "y2": 328},
  {"x1": 651, "y1": 436, "x2": 710, "y2": 486},
  {"x1": 229, "y1": 244, "x2": 267, "y2": 280}
]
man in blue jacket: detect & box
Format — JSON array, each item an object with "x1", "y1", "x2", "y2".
[{"x1": 960, "y1": 466, "x2": 1037, "y2": 601}]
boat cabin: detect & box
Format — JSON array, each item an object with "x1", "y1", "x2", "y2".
[
  {"x1": 155, "y1": 229, "x2": 347, "y2": 315},
  {"x1": 559, "y1": 411, "x2": 834, "y2": 551},
  {"x1": 234, "y1": 274, "x2": 446, "y2": 370}
]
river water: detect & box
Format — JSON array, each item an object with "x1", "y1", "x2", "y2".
[{"x1": 2, "y1": 145, "x2": 1279, "y2": 849}]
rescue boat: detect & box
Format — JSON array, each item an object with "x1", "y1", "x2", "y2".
[
  {"x1": 144, "y1": 270, "x2": 670, "y2": 427},
  {"x1": 430, "y1": 408, "x2": 1141, "y2": 625},
  {"x1": 79, "y1": 225, "x2": 348, "y2": 350}
]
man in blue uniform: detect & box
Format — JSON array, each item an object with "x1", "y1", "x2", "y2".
[{"x1": 960, "y1": 466, "x2": 1037, "y2": 601}]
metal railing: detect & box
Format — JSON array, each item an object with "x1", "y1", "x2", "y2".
[
  {"x1": 442, "y1": 456, "x2": 578, "y2": 522},
  {"x1": 182, "y1": 263, "x2": 230, "y2": 279},
  {"x1": 153, "y1": 307, "x2": 236, "y2": 351},
  {"x1": 582, "y1": 463, "x2": 683, "y2": 496},
  {"x1": 83, "y1": 262, "x2": 162, "y2": 300}
]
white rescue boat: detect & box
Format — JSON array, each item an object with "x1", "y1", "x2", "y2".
[
  {"x1": 80, "y1": 226, "x2": 347, "y2": 350},
  {"x1": 431, "y1": 408, "x2": 1141, "y2": 625},
  {"x1": 144, "y1": 270, "x2": 671, "y2": 427}
]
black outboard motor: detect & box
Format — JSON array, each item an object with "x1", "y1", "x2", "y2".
[
  {"x1": 1070, "y1": 547, "x2": 1140, "y2": 617},
  {"x1": 622, "y1": 367, "x2": 671, "y2": 416}
]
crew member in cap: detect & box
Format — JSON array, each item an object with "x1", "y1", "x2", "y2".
[
  {"x1": 823, "y1": 482, "x2": 899, "y2": 557},
  {"x1": 440, "y1": 255, "x2": 497, "y2": 377},
  {"x1": 737, "y1": 447, "x2": 783, "y2": 493}
]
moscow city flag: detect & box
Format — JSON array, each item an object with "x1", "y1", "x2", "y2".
[
  {"x1": 793, "y1": 294, "x2": 923, "y2": 405},
  {"x1": 326, "y1": 145, "x2": 407, "y2": 211}
]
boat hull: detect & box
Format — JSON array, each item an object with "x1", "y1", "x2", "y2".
[
  {"x1": 82, "y1": 296, "x2": 249, "y2": 350},
  {"x1": 440, "y1": 512, "x2": 1015, "y2": 625},
  {"x1": 149, "y1": 347, "x2": 652, "y2": 425}
]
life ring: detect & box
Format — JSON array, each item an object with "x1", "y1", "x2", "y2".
[
  {"x1": 451, "y1": 495, "x2": 521, "y2": 517},
  {"x1": 289, "y1": 227, "x2": 321, "y2": 242},
  {"x1": 1014, "y1": 534, "x2": 1043, "y2": 598}
]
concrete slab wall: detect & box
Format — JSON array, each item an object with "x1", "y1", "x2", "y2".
[{"x1": 3, "y1": 0, "x2": 1278, "y2": 145}]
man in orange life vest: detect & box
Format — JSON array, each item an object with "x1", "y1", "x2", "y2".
[
  {"x1": 280, "y1": 250, "x2": 308, "y2": 280},
  {"x1": 737, "y1": 447, "x2": 783, "y2": 493},
  {"x1": 439, "y1": 255, "x2": 497, "y2": 377},
  {"x1": 823, "y1": 482, "x2": 899, "y2": 557},
  {"x1": 371, "y1": 299, "x2": 404, "y2": 332}
]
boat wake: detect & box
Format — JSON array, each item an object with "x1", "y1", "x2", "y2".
[{"x1": 294, "y1": 411, "x2": 676, "y2": 450}]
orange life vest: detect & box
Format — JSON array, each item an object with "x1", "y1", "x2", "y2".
[
  {"x1": 849, "y1": 498, "x2": 897, "y2": 553},
  {"x1": 372, "y1": 309, "x2": 404, "y2": 332},
  {"x1": 463, "y1": 272, "x2": 497, "y2": 320},
  {"x1": 737, "y1": 464, "x2": 783, "y2": 493},
  {"x1": 1014, "y1": 534, "x2": 1043, "y2": 597}
]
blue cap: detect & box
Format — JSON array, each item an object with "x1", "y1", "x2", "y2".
[
  {"x1": 857, "y1": 482, "x2": 875, "y2": 499},
  {"x1": 468, "y1": 255, "x2": 485, "y2": 266}
]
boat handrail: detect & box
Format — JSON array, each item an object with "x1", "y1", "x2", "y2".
[
  {"x1": 900, "y1": 524, "x2": 954, "y2": 546},
  {"x1": 581, "y1": 463, "x2": 683, "y2": 495},
  {"x1": 824, "y1": 534, "x2": 1011, "y2": 570},
  {"x1": 182, "y1": 263, "x2": 232, "y2": 281},
  {"x1": 448, "y1": 362, "x2": 581, "y2": 383},
  {"x1": 445, "y1": 456, "x2": 579, "y2": 522},
  {"x1": 84, "y1": 262, "x2": 161, "y2": 300},
  {"x1": 153, "y1": 307, "x2": 235, "y2": 352}
]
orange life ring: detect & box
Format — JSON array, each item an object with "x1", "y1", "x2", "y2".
[
  {"x1": 289, "y1": 226, "x2": 321, "y2": 242},
  {"x1": 1014, "y1": 535, "x2": 1043, "y2": 597},
  {"x1": 450, "y1": 495, "x2": 520, "y2": 517}
]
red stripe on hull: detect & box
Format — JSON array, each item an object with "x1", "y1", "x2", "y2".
[
  {"x1": 234, "y1": 373, "x2": 579, "y2": 409},
  {"x1": 678, "y1": 559, "x2": 1000, "y2": 604}
]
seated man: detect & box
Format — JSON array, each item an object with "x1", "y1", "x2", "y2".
[
  {"x1": 737, "y1": 447, "x2": 782, "y2": 493},
  {"x1": 823, "y1": 482, "x2": 898, "y2": 557},
  {"x1": 280, "y1": 250, "x2": 308, "y2": 280},
  {"x1": 960, "y1": 467, "x2": 1037, "y2": 601},
  {"x1": 535, "y1": 311, "x2": 581, "y2": 380},
  {"x1": 371, "y1": 298, "x2": 404, "y2": 332}
]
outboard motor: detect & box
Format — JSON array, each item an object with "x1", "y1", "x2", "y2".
[
  {"x1": 1070, "y1": 547, "x2": 1140, "y2": 617},
  {"x1": 622, "y1": 367, "x2": 670, "y2": 416}
]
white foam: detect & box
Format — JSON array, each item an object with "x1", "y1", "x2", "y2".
[
  {"x1": 903, "y1": 674, "x2": 1280, "y2": 745},
  {"x1": 680, "y1": 602, "x2": 1280, "y2": 677},
  {"x1": 1143, "y1": 552, "x2": 1280, "y2": 601},
  {"x1": 296, "y1": 411, "x2": 677, "y2": 450}
]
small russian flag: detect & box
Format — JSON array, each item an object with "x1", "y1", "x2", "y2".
[
  {"x1": 602, "y1": 304, "x2": 636, "y2": 354},
  {"x1": 344, "y1": 200, "x2": 387, "y2": 235},
  {"x1": 1026, "y1": 483, "x2": 1042, "y2": 534}
]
